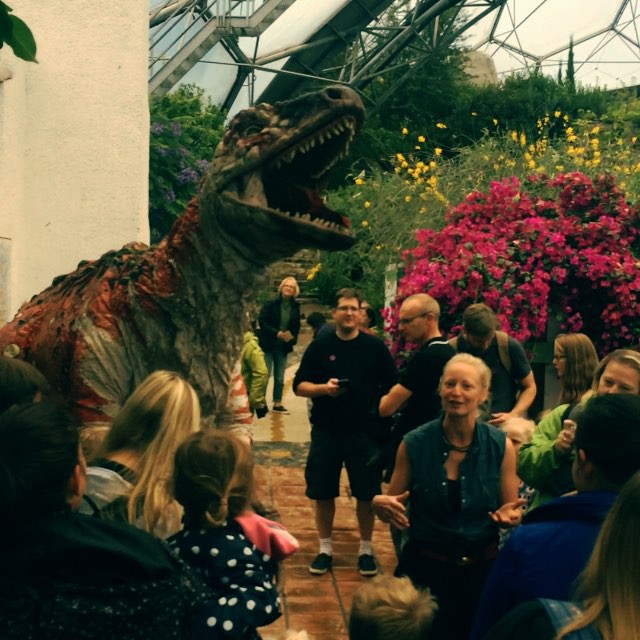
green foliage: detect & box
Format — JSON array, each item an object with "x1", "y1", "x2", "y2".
[
  {"x1": 565, "y1": 37, "x2": 575, "y2": 93},
  {"x1": 0, "y1": 2, "x2": 36, "y2": 62},
  {"x1": 313, "y1": 80, "x2": 640, "y2": 309},
  {"x1": 149, "y1": 84, "x2": 226, "y2": 243}
]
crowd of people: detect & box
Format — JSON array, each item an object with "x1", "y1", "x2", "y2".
[{"x1": 1, "y1": 277, "x2": 639, "y2": 640}]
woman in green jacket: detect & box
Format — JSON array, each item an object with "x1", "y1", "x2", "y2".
[{"x1": 517, "y1": 333, "x2": 597, "y2": 509}]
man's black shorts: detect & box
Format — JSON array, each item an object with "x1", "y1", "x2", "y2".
[{"x1": 305, "y1": 426, "x2": 381, "y2": 501}]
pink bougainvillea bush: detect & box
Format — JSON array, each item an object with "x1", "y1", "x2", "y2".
[{"x1": 392, "y1": 171, "x2": 640, "y2": 355}]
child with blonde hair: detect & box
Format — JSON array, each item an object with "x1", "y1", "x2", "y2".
[
  {"x1": 349, "y1": 575, "x2": 438, "y2": 640},
  {"x1": 80, "y1": 370, "x2": 200, "y2": 537}
]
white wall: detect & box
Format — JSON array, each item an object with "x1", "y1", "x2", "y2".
[{"x1": 0, "y1": 1, "x2": 150, "y2": 322}]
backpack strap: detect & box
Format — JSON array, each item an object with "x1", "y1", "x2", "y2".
[
  {"x1": 539, "y1": 599, "x2": 601, "y2": 639},
  {"x1": 495, "y1": 330, "x2": 512, "y2": 375}
]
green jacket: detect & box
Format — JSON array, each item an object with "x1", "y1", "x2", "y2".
[
  {"x1": 518, "y1": 395, "x2": 591, "y2": 510},
  {"x1": 241, "y1": 331, "x2": 268, "y2": 407}
]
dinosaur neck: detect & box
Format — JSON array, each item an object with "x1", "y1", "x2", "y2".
[{"x1": 142, "y1": 198, "x2": 269, "y2": 424}]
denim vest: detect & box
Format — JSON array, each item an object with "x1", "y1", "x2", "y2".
[{"x1": 404, "y1": 417, "x2": 506, "y2": 552}]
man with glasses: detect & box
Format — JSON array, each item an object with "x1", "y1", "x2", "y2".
[
  {"x1": 451, "y1": 303, "x2": 536, "y2": 425},
  {"x1": 378, "y1": 294, "x2": 454, "y2": 557},
  {"x1": 380, "y1": 293, "x2": 454, "y2": 444},
  {"x1": 294, "y1": 288, "x2": 397, "y2": 578}
]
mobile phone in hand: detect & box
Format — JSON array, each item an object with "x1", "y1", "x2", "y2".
[{"x1": 337, "y1": 378, "x2": 351, "y2": 389}]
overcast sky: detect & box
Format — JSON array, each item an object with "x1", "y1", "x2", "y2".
[{"x1": 170, "y1": 0, "x2": 638, "y2": 109}]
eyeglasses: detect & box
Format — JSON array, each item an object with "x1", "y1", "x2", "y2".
[
  {"x1": 336, "y1": 305, "x2": 360, "y2": 313},
  {"x1": 398, "y1": 313, "x2": 427, "y2": 326}
]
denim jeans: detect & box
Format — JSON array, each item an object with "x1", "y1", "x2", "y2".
[{"x1": 264, "y1": 348, "x2": 288, "y2": 403}]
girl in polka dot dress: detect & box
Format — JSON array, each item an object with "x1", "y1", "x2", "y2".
[{"x1": 168, "y1": 431, "x2": 282, "y2": 639}]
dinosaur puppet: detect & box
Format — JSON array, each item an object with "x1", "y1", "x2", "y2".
[{"x1": 0, "y1": 85, "x2": 364, "y2": 428}]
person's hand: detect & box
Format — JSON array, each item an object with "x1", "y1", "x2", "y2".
[
  {"x1": 325, "y1": 378, "x2": 346, "y2": 397},
  {"x1": 489, "y1": 498, "x2": 527, "y2": 527},
  {"x1": 372, "y1": 491, "x2": 410, "y2": 530},
  {"x1": 489, "y1": 412, "x2": 515, "y2": 426},
  {"x1": 554, "y1": 422, "x2": 576, "y2": 454}
]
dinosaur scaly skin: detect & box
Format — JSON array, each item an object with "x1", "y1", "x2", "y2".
[{"x1": 0, "y1": 86, "x2": 364, "y2": 427}]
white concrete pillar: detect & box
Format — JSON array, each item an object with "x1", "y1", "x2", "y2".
[{"x1": 0, "y1": 1, "x2": 150, "y2": 321}]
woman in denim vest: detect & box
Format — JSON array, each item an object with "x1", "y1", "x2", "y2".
[{"x1": 373, "y1": 353, "x2": 524, "y2": 640}]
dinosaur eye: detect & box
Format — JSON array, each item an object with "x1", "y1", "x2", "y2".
[{"x1": 243, "y1": 123, "x2": 263, "y2": 137}]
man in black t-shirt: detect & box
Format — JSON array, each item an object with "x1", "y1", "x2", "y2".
[
  {"x1": 294, "y1": 288, "x2": 397, "y2": 578},
  {"x1": 379, "y1": 293, "x2": 454, "y2": 437},
  {"x1": 453, "y1": 303, "x2": 536, "y2": 425}
]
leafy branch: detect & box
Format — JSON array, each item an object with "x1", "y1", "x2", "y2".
[{"x1": 0, "y1": 2, "x2": 37, "y2": 62}]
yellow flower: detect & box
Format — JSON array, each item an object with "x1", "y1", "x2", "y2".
[
  {"x1": 471, "y1": 112, "x2": 478, "y2": 116},
  {"x1": 364, "y1": 201, "x2": 371, "y2": 209},
  {"x1": 306, "y1": 263, "x2": 321, "y2": 280},
  {"x1": 492, "y1": 118, "x2": 499, "y2": 126},
  {"x1": 414, "y1": 145, "x2": 421, "y2": 150},
  {"x1": 554, "y1": 110, "x2": 561, "y2": 118},
  {"x1": 632, "y1": 136, "x2": 638, "y2": 144},
  {"x1": 396, "y1": 153, "x2": 405, "y2": 162},
  {"x1": 402, "y1": 127, "x2": 409, "y2": 135},
  {"x1": 563, "y1": 114, "x2": 570, "y2": 122},
  {"x1": 361, "y1": 220, "x2": 369, "y2": 228},
  {"x1": 429, "y1": 161, "x2": 437, "y2": 169},
  {"x1": 419, "y1": 206, "x2": 427, "y2": 214},
  {"x1": 510, "y1": 131, "x2": 518, "y2": 142},
  {"x1": 528, "y1": 159, "x2": 536, "y2": 169},
  {"x1": 434, "y1": 147, "x2": 442, "y2": 156},
  {"x1": 405, "y1": 195, "x2": 412, "y2": 203},
  {"x1": 520, "y1": 133, "x2": 527, "y2": 147},
  {"x1": 436, "y1": 122, "x2": 447, "y2": 129},
  {"x1": 591, "y1": 126, "x2": 600, "y2": 135},
  {"x1": 418, "y1": 135, "x2": 426, "y2": 143},
  {"x1": 401, "y1": 161, "x2": 409, "y2": 169},
  {"x1": 375, "y1": 244, "x2": 384, "y2": 250},
  {"x1": 555, "y1": 165, "x2": 565, "y2": 171},
  {"x1": 355, "y1": 177, "x2": 365, "y2": 185}
]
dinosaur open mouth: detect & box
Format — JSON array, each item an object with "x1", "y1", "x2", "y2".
[{"x1": 262, "y1": 116, "x2": 357, "y2": 233}]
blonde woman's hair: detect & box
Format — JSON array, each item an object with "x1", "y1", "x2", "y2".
[
  {"x1": 554, "y1": 333, "x2": 599, "y2": 404},
  {"x1": 102, "y1": 370, "x2": 201, "y2": 533},
  {"x1": 278, "y1": 276, "x2": 300, "y2": 297},
  {"x1": 558, "y1": 471, "x2": 640, "y2": 640},
  {"x1": 349, "y1": 575, "x2": 438, "y2": 640},
  {"x1": 172, "y1": 430, "x2": 254, "y2": 527},
  {"x1": 593, "y1": 349, "x2": 640, "y2": 392},
  {"x1": 441, "y1": 353, "x2": 492, "y2": 391}
]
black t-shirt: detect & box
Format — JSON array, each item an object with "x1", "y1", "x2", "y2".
[
  {"x1": 396, "y1": 337, "x2": 455, "y2": 435},
  {"x1": 293, "y1": 331, "x2": 397, "y2": 431},
  {"x1": 456, "y1": 334, "x2": 531, "y2": 414}
]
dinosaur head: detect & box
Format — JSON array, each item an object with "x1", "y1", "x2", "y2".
[{"x1": 201, "y1": 86, "x2": 364, "y2": 256}]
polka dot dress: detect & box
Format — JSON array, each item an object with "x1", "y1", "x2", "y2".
[{"x1": 168, "y1": 520, "x2": 281, "y2": 638}]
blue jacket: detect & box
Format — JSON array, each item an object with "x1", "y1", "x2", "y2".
[{"x1": 470, "y1": 490, "x2": 616, "y2": 640}]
